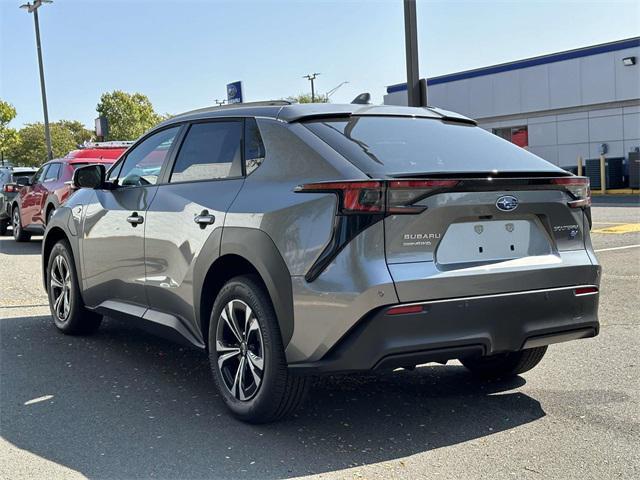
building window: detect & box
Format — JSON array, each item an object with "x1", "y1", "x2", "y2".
[{"x1": 493, "y1": 126, "x2": 528, "y2": 148}]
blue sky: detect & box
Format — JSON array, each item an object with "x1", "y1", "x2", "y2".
[{"x1": 1, "y1": 0, "x2": 639, "y2": 129}]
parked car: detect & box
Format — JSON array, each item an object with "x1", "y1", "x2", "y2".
[
  {"x1": 42, "y1": 102, "x2": 600, "y2": 423},
  {"x1": 0, "y1": 166, "x2": 38, "y2": 235},
  {"x1": 11, "y1": 142, "x2": 131, "y2": 241}
]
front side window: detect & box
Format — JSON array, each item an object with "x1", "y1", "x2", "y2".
[
  {"x1": 117, "y1": 127, "x2": 180, "y2": 187},
  {"x1": 33, "y1": 165, "x2": 49, "y2": 184},
  {"x1": 44, "y1": 163, "x2": 61, "y2": 182},
  {"x1": 170, "y1": 121, "x2": 242, "y2": 183}
]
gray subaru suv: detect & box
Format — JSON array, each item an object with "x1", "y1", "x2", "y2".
[{"x1": 42, "y1": 102, "x2": 600, "y2": 422}]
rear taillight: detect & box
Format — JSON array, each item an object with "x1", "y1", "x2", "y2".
[
  {"x1": 294, "y1": 181, "x2": 384, "y2": 213},
  {"x1": 296, "y1": 179, "x2": 460, "y2": 282},
  {"x1": 3, "y1": 184, "x2": 16, "y2": 193},
  {"x1": 551, "y1": 177, "x2": 591, "y2": 208},
  {"x1": 295, "y1": 179, "x2": 459, "y2": 214}
]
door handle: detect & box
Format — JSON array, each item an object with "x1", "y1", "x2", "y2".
[
  {"x1": 194, "y1": 210, "x2": 215, "y2": 229},
  {"x1": 127, "y1": 212, "x2": 144, "y2": 226}
]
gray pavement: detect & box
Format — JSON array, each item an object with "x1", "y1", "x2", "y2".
[{"x1": 1, "y1": 204, "x2": 639, "y2": 480}]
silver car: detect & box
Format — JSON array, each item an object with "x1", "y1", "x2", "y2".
[{"x1": 42, "y1": 102, "x2": 600, "y2": 422}]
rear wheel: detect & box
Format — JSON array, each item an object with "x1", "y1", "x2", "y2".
[
  {"x1": 0, "y1": 219, "x2": 7, "y2": 236},
  {"x1": 47, "y1": 240, "x2": 102, "y2": 335},
  {"x1": 12, "y1": 206, "x2": 31, "y2": 242},
  {"x1": 460, "y1": 346, "x2": 548, "y2": 379},
  {"x1": 208, "y1": 275, "x2": 309, "y2": 423}
]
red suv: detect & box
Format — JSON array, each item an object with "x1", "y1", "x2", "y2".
[{"x1": 11, "y1": 142, "x2": 131, "y2": 242}]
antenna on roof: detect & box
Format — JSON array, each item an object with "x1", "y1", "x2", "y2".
[{"x1": 351, "y1": 93, "x2": 371, "y2": 105}]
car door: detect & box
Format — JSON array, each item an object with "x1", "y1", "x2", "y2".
[
  {"x1": 144, "y1": 119, "x2": 251, "y2": 343},
  {"x1": 35, "y1": 162, "x2": 61, "y2": 225},
  {"x1": 20, "y1": 164, "x2": 49, "y2": 226},
  {"x1": 81, "y1": 126, "x2": 182, "y2": 313}
]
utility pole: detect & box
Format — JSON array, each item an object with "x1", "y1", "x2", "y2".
[
  {"x1": 20, "y1": 0, "x2": 53, "y2": 161},
  {"x1": 403, "y1": 0, "x2": 422, "y2": 107},
  {"x1": 303, "y1": 73, "x2": 321, "y2": 102}
]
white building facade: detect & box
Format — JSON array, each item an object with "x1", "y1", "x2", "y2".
[{"x1": 384, "y1": 38, "x2": 640, "y2": 170}]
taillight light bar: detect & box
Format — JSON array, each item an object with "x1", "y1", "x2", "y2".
[
  {"x1": 295, "y1": 179, "x2": 460, "y2": 214},
  {"x1": 551, "y1": 177, "x2": 591, "y2": 208}
]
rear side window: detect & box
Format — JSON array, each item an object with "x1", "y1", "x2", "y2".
[
  {"x1": 170, "y1": 121, "x2": 242, "y2": 183},
  {"x1": 244, "y1": 118, "x2": 265, "y2": 175},
  {"x1": 305, "y1": 116, "x2": 563, "y2": 176}
]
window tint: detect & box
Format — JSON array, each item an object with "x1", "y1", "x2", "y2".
[
  {"x1": 117, "y1": 127, "x2": 180, "y2": 187},
  {"x1": 44, "y1": 163, "x2": 60, "y2": 182},
  {"x1": 244, "y1": 118, "x2": 265, "y2": 175},
  {"x1": 305, "y1": 117, "x2": 563, "y2": 176},
  {"x1": 170, "y1": 121, "x2": 242, "y2": 183}
]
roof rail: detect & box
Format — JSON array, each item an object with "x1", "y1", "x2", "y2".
[
  {"x1": 78, "y1": 140, "x2": 135, "y2": 149},
  {"x1": 213, "y1": 100, "x2": 292, "y2": 109}
]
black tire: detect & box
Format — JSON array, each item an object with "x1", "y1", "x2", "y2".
[
  {"x1": 460, "y1": 346, "x2": 548, "y2": 379},
  {"x1": 0, "y1": 219, "x2": 7, "y2": 236},
  {"x1": 208, "y1": 274, "x2": 309, "y2": 423},
  {"x1": 12, "y1": 206, "x2": 31, "y2": 242},
  {"x1": 47, "y1": 240, "x2": 102, "y2": 335}
]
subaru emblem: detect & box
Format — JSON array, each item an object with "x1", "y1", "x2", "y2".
[{"x1": 496, "y1": 195, "x2": 518, "y2": 212}]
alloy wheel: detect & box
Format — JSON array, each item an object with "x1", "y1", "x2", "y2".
[
  {"x1": 12, "y1": 209, "x2": 20, "y2": 233},
  {"x1": 50, "y1": 255, "x2": 72, "y2": 321},
  {"x1": 216, "y1": 299, "x2": 265, "y2": 401}
]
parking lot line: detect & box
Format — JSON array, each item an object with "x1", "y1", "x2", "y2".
[
  {"x1": 594, "y1": 244, "x2": 640, "y2": 252},
  {"x1": 591, "y1": 223, "x2": 640, "y2": 234}
]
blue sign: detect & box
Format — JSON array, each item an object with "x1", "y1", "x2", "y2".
[{"x1": 227, "y1": 81, "x2": 243, "y2": 104}]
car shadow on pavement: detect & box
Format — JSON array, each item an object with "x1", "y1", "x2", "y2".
[
  {"x1": 0, "y1": 237, "x2": 42, "y2": 255},
  {"x1": 2, "y1": 315, "x2": 545, "y2": 479}
]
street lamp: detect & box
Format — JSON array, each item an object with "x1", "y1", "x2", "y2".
[
  {"x1": 326, "y1": 81, "x2": 349, "y2": 99},
  {"x1": 20, "y1": 0, "x2": 53, "y2": 161}
]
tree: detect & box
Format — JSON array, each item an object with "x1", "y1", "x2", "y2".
[
  {"x1": 8, "y1": 121, "x2": 92, "y2": 167},
  {"x1": 286, "y1": 93, "x2": 329, "y2": 104},
  {"x1": 96, "y1": 90, "x2": 162, "y2": 141},
  {"x1": 0, "y1": 99, "x2": 20, "y2": 164}
]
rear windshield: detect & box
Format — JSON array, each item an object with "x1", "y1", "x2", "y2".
[
  {"x1": 304, "y1": 116, "x2": 564, "y2": 177},
  {"x1": 12, "y1": 172, "x2": 35, "y2": 181}
]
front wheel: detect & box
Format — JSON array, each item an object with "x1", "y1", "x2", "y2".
[
  {"x1": 208, "y1": 275, "x2": 309, "y2": 423},
  {"x1": 47, "y1": 240, "x2": 102, "y2": 335},
  {"x1": 12, "y1": 206, "x2": 31, "y2": 242},
  {"x1": 460, "y1": 346, "x2": 548, "y2": 379}
]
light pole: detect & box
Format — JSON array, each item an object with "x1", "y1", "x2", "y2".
[
  {"x1": 403, "y1": 0, "x2": 423, "y2": 107},
  {"x1": 20, "y1": 0, "x2": 53, "y2": 161},
  {"x1": 303, "y1": 73, "x2": 321, "y2": 102},
  {"x1": 326, "y1": 81, "x2": 349, "y2": 100}
]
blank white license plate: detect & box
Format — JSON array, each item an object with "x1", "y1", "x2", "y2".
[{"x1": 436, "y1": 220, "x2": 551, "y2": 265}]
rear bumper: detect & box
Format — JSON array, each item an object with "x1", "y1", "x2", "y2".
[{"x1": 288, "y1": 285, "x2": 599, "y2": 374}]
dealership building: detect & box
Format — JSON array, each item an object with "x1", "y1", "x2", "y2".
[{"x1": 384, "y1": 37, "x2": 640, "y2": 171}]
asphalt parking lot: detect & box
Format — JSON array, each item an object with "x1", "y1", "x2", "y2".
[{"x1": 1, "y1": 199, "x2": 639, "y2": 480}]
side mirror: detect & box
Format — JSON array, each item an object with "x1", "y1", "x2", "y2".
[
  {"x1": 72, "y1": 164, "x2": 106, "y2": 190},
  {"x1": 15, "y1": 176, "x2": 32, "y2": 187}
]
